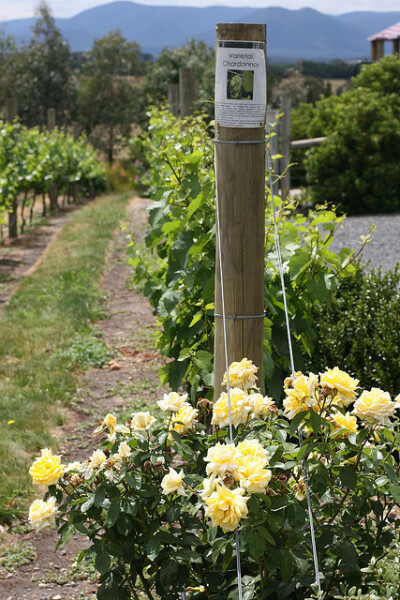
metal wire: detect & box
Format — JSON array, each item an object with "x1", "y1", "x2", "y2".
[{"x1": 266, "y1": 149, "x2": 322, "y2": 599}]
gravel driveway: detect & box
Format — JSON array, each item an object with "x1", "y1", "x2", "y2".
[{"x1": 330, "y1": 213, "x2": 400, "y2": 272}]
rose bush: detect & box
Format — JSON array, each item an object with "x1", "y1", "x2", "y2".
[{"x1": 28, "y1": 359, "x2": 400, "y2": 600}]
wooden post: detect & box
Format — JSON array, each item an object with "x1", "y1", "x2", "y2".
[
  {"x1": 72, "y1": 121, "x2": 80, "y2": 141},
  {"x1": 281, "y1": 96, "x2": 291, "y2": 195},
  {"x1": 5, "y1": 97, "x2": 17, "y2": 122},
  {"x1": 266, "y1": 108, "x2": 280, "y2": 197},
  {"x1": 376, "y1": 40, "x2": 385, "y2": 59},
  {"x1": 179, "y1": 67, "x2": 196, "y2": 118},
  {"x1": 168, "y1": 83, "x2": 179, "y2": 117},
  {"x1": 393, "y1": 38, "x2": 400, "y2": 58},
  {"x1": 47, "y1": 108, "x2": 56, "y2": 131},
  {"x1": 214, "y1": 23, "x2": 266, "y2": 398}
]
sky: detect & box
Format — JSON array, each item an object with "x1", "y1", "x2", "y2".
[{"x1": 1, "y1": 0, "x2": 400, "y2": 21}]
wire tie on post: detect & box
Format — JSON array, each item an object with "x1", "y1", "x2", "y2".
[
  {"x1": 213, "y1": 138, "x2": 266, "y2": 145},
  {"x1": 214, "y1": 312, "x2": 266, "y2": 320}
]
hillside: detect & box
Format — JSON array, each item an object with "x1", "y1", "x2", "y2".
[{"x1": 1, "y1": 1, "x2": 400, "y2": 60}]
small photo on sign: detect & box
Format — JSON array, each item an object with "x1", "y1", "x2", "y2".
[{"x1": 227, "y1": 70, "x2": 254, "y2": 101}]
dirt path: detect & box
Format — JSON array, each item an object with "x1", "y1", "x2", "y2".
[{"x1": 0, "y1": 197, "x2": 166, "y2": 600}]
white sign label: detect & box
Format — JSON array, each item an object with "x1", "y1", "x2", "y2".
[{"x1": 215, "y1": 41, "x2": 266, "y2": 128}]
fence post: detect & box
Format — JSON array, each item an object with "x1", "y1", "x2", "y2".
[
  {"x1": 179, "y1": 67, "x2": 196, "y2": 118},
  {"x1": 47, "y1": 108, "x2": 56, "y2": 131},
  {"x1": 5, "y1": 98, "x2": 17, "y2": 122},
  {"x1": 47, "y1": 108, "x2": 58, "y2": 210},
  {"x1": 281, "y1": 96, "x2": 291, "y2": 195},
  {"x1": 213, "y1": 23, "x2": 267, "y2": 398},
  {"x1": 266, "y1": 108, "x2": 280, "y2": 196},
  {"x1": 72, "y1": 121, "x2": 80, "y2": 141},
  {"x1": 167, "y1": 83, "x2": 179, "y2": 117}
]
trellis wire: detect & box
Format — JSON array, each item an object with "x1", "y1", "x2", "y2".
[{"x1": 265, "y1": 148, "x2": 322, "y2": 599}]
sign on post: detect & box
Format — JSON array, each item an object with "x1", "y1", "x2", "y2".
[{"x1": 215, "y1": 40, "x2": 267, "y2": 128}]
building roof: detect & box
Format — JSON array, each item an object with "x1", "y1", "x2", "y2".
[{"x1": 368, "y1": 21, "x2": 400, "y2": 42}]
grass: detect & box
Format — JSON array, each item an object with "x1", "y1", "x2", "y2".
[
  {"x1": 0, "y1": 540, "x2": 36, "y2": 573},
  {"x1": 0, "y1": 193, "x2": 131, "y2": 521}
]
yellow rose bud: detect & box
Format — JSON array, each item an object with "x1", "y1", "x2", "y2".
[
  {"x1": 118, "y1": 441, "x2": 131, "y2": 458},
  {"x1": 161, "y1": 467, "x2": 186, "y2": 496}
]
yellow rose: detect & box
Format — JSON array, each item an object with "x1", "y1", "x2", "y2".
[
  {"x1": 161, "y1": 467, "x2": 186, "y2": 496},
  {"x1": 29, "y1": 449, "x2": 64, "y2": 487},
  {"x1": 237, "y1": 458, "x2": 272, "y2": 494},
  {"x1": 248, "y1": 393, "x2": 274, "y2": 419},
  {"x1": 320, "y1": 367, "x2": 359, "y2": 407},
  {"x1": 169, "y1": 405, "x2": 198, "y2": 436},
  {"x1": 29, "y1": 497, "x2": 59, "y2": 531},
  {"x1": 222, "y1": 358, "x2": 258, "y2": 389},
  {"x1": 204, "y1": 483, "x2": 249, "y2": 531},
  {"x1": 283, "y1": 373, "x2": 319, "y2": 419},
  {"x1": 353, "y1": 388, "x2": 397, "y2": 425},
  {"x1": 205, "y1": 443, "x2": 239, "y2": 478},
  {"x1": 157, "y1": 392, "x2": 189, "y2": 412},
  {"x1": 236, "y1": 439, "x2": 269, "y2": 463},
  {"x1": 131, "y1": 411, "x2": 156, "y2": 431},
  {"x1": 330, "y1": 412, "x2": 358, "y2": 437},
  {"x1": 118, "y1": 441, "x2": 131, "y2": 458},
  {"x1": 104, "y1": 413, "x2": 117, "y2": 430},
  {"x1": 212, "y1": 388, "x2": 251, "y2": 428}
]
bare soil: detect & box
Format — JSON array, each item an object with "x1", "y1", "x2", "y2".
[{"x1": 0, "y1": 196, "x2": 165, "y2": 600}]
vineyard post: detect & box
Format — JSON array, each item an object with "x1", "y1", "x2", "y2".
[
  {"x1": 266, "y1": 108, "x2": 280, "y2": 196},
  {"x1": 281, "y1": 96, "x2": 291, "y2": 195},
  {"x1": 5, "y1": 97, "x2": 17, "y2": 122},
  {"x1": 47, "y1": 109, "x2": 58, "y2": 210},
  {"x1": 7, "y1": 98, "x2": 19, "y2": 237},
  {"x1": 214, "y1": 23, "x2": 267, "y2": 397},
  {"x1": 179, "y1": 67, "x2": 196, "y2": 117},
  {"x1": 168, "y1": 83, "x2": 179, "y2": 117},
  {"x1": 72, "y1": 121, "x2": 80, "y2": 141},
  {"x1": 47, "y1": 108, "x2": 56, "y2": 131}
]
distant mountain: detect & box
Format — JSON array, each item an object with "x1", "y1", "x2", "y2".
[{"x1": 1, "y1": 1, "x2": 400, "y2": 60}]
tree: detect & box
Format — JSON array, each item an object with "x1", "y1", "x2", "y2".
[
  {"x1": 138, "y1": 40, "x2": 215, "y2": 124},
  {"x1": 13, "y1": 1, "x2": 74, "y2": 127},
  {"x1": 77, "y1": 30, "x2": 142, "y2": 164},
  {"x1": 0, "y1": 34, "x2": 18, "y2": 114}
]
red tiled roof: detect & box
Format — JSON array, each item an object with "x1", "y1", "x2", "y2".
[{"x1": 368, "y1": 21, "x2": 400, "y2": 41}]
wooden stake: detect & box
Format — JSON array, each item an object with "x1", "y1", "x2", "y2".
[
  {"x1": 214, "y1": 23, "x2": 266, "y2": 398},
  {"x1": 167, "y1": 83, "x2": 179, "y2": 117},
  {"x1": 47, "y1": 108, "x2": 56, "y2": 131},
  {"x1": 281, "y1": 96, "x2": 291, "y2": 195},
  {"x1": 5, "y1": 98, "x2": 17, "y2": 122},
  {"x1": 179, "y1": 67, "x2": 196, "y2": 118}
]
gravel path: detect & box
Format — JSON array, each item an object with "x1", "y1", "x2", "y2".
[{"x1": 330, "y1": 213, "x2": 400, "y2": 272}]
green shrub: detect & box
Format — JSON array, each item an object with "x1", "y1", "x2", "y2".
[{"x1": 302, "y1": 265, "x2": 400, "y2": 396}]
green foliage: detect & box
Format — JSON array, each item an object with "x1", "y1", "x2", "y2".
[
  {"x1": 292, "y1": 57, "x2": 400, "y2": 214},
  {"x1": 129, "y1": 107, "x2": 355, "y2": 399},
  {"x1": 0, "y1": 120, "x2": 106, "y2": 225},
  {"x1": 55, "y1": 328, "x2": 114, "y2": 370},
  {"x1": 303, "y1": 265, "x2": 400, "y2": 396},
  {"x1": 0, "y1": 540, "x2": 36, "y2": 571},
  {"x1": 30, "y1": 365, "x2": 400, "y2": 600}
]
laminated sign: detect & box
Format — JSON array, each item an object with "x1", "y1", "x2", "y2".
[{"x1": 215, "y1": 40, "x2": 267, "y2": 128}]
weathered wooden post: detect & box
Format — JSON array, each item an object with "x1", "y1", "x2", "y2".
[
  {"x1": 47, "y1": 108, "x2": 56, "y2": 131},
  {"x1": 214, "y1": 23, "x2": 267, "y2": 397},
  {"x1": 5, "y1": 97, "x2": 17, "y2": 122},
  {"x1": 179, "y1": 67, "x2": 196, "y2": 118},
  {"x1": 47, "y1": 108, "x2": 58, "y2": 210},
  {"x1": 72, "y1": 121, "x2": 80, "y2": 141},
  {"x1": 281, "y1": 96, "x2": 291, "y2": 195},
  {"x1": 168, "y1": 83, "x2": 179, "y2": 117},
  {"x1": 266, "y1": 108, "x2": 280, "y2": 197},
  {"x1": 6, "y1": 98, "x2": 19, "y2": 237}
]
